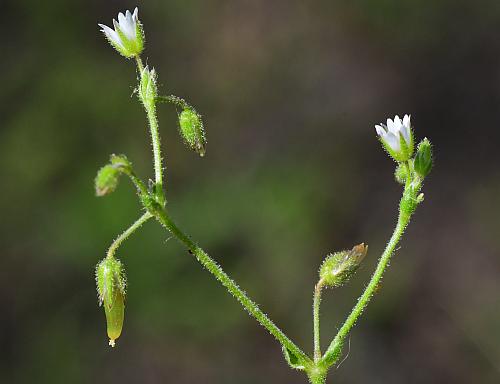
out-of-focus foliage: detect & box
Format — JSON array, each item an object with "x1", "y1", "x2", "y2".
[{"x1": 1, "y1": 0, "x2": 500, "y2": 383}]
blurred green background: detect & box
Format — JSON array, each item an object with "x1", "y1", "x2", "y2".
[{"x1": 2, "y1": 0, "x2": 500, "y2": 383}]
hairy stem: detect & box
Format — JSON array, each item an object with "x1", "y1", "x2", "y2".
[
  {"x1": 136, "y1": 56, "x2": 164, "y2": 199},
  {"x1": 122, "y1": 169, "x2": 149, "y2": 196},
  {"x1": 156, "y1": 95, "x2": 190, "y2": 109},
  {"x1": 321, "y1": 185, "x2": 414, "y2": 366},
  {"x1": 313, "y1": 279, "x2": 324, "y2": 362},
  {"x1": 308, "y1": 370, "x2": 327, "y2": 384},
  {"x1": 106, "y1": 212, "x2": 152, "y2": 259},
  {"x1": 153, "y1": 208, "x2": 310, "y2": 363}
]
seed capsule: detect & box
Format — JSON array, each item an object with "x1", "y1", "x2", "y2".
[
  {"x1": 96, "y1": 258, "x2": 127, "y2": 347},
  {"x1": 319, "y1": 243, "x2": 368, "y2": 288},
  {"x1": 178, "y1": 108, "x2": 206, "y2": 156},
  {"x1": 104, "y1": 288, "x2": 125, "y2": 347}
]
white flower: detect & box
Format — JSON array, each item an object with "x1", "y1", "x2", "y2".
[
  {"x1": 375, "y1": 114, "x2": 414, "y2": 161},
  {"x1": 99, "y1": 7, "x2": 144, "y2": 58}
]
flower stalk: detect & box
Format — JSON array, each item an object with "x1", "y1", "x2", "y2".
[
  {"x1": 321, "y1": 162, "x2": 422, "y2": 368},
  {"x1": 151, "y1": 206, "x2": 311, "y2": 363},
  {"x1": 313, "y1": 278, "x2": 325, "y2": 362}
]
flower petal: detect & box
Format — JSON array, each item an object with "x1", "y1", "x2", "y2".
[
  {"x1": 384, "y1": 132, "x2": 401, "y2": 152},
  {"x1": 99, "y1": 23, "x2": 123, "y2": 47},
  {"x1": 120, "y1": 10, "x2": 136, "y2": 40},
  {"x1": 403, "y1": 114, "x2": 410, "y2": 127},
  {"x1": 375, "y1": 125, "x2": 386, "y2": 137},
  {"x1": 400, "y1": 125, "x2": 410, "y2": 144},
  {"x1": 393, "y1": 115, "x2": 402, "y2": 130},
  {"x1": 118, "y1": 12, "x2": 126, "y2": 26}
]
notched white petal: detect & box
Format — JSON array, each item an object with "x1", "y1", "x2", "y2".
[
  {"x1": 375, "y1": 125, "x2": 386, "y2": 136},
  {"x1": 394, "y1": 115, "x2": 402, "y2": 128},
  {"x1": 119, "y1": 9, "x2": 137, "y2": 40},
  {"x1": 118, "y1": 12, "x2": 126, "y2": 26},
  {"x1": 403, "y1": 114, "x2": 410, "y2": 126}
]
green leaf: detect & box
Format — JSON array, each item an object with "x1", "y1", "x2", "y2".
[{"x1": 282, "y1": 346, "x2": 306, "y2": 370}]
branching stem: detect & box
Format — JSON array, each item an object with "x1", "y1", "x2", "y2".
[
  {"x1": 152, "y1": 208, "x2": 311, "y2": 364},
  {"x1": 321, "y1": 167, "x2": 418, "y2": 366}
]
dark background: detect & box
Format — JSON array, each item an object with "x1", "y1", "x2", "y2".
[{"x1": 1, "y1": 1, "x2": 500, "y2": 383}]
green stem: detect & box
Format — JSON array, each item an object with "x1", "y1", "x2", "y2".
[
  {"x1": 106, "y1": 212, "x2": 152, "y2": 259},
  {"x1": 135, "y1": 55, "x2": 144, "y2": 73},
  {"x1": 308, "y1": 370, "x2": 327, "y2": 384},
  {"x1": 156, "y1": 95, "x2": 190, "y2": 109},
  {"x1": 321, "y1": 173, "x2": 416, "y2": 366},
  {"x1": 123, "y1": 169, "x2": 149, "y2": 197},
  {"x1": 136, "y1": 56, "x2": 164, "y2": 200},
  {"x1": 313, "y1": 279, "x2": 325, "y2": 362},
  {"x1": 153, "y1": 208, "x2": 311, "y2": 364}
]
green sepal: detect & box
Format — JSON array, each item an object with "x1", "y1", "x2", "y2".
[
  {"x1": 134, "y1": 21, "x2": 145, "y2": 55},
  {"x1": 398, "y1": 132, "x2": 413, "y2": 162},
  {"x1": 95, "y1": 258, "x2": 126, "y2": 307}
]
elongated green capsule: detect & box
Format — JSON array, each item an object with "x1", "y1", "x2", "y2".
[
  {"x1": 104, "y1": 288, "x2": 125, "y2": 347},
  {"x1": 96, "y1": 258, "x2": 127, "y2": 347},
  {"x1": 178, "y1": 108, "x2": 206, "y2": 156}
]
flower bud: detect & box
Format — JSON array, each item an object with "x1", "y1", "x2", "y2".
[
  {"x1": 319, "y1": 244, "x2": 368, "y2": 288},
  {"x1": 110, "y1": 154, "x2": 132, "y2": 171},
  {"x1": 95, "y1": 154, "x2": 132, "y2": 196},
  {"x1": 96, "y1": 258, "x2": 127, "y2": 347},
  {"x1": 178, "y1": 108, "x2": 206, "y2": 156},
  {"x1": 139, "y1": 66, "x2": 158, "y2": 106},
  {"x1": 98, "y1": 8, "x2": 144, "y2": 58},
  {"x1": 414, "y1": 138, "x2": 433, "y2": 178},
  {"x1": 95, "y1": 164, "x2": 120, "y2": 196}
]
